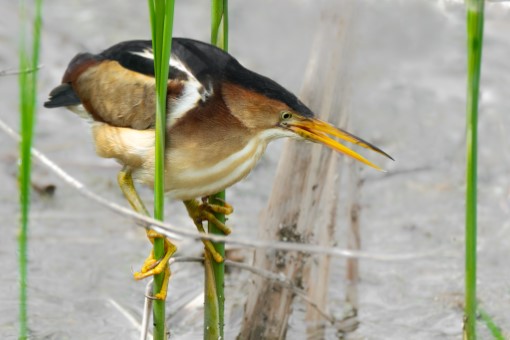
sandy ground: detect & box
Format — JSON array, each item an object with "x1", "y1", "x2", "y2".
[{"x1": 1, "y1": 1, "x2": 510, "y2": 339}]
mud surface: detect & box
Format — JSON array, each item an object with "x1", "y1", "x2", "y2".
[{"x1": 1, "y1": 1, "x2": 509, "y2": 339}]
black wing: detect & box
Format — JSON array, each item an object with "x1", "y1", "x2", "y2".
[{"x1": 99, "y1": 38, "x2": 236, "y2": 90}]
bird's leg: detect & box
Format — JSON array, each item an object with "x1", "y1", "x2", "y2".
[
  {"x1": 117, "y1": 166, "x2": 176, "y2": 300},
  {"x1": 182, "y1": 198, "x2": 233, "y2": 263}
]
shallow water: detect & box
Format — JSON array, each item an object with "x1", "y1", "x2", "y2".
[{"x1": 1, "y1": 0, "x2": 509, "y2": 339}]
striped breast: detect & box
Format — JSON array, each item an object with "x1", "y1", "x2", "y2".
[
  {"x1": 92, "y1": 121, "x2": 295, "y2": 200},
  {"x1": 163, "y1": 128, "x2": 297, "y2": 200},
  {"x1": 162, "y1": 132, "x2": 269, "y2": 200}
]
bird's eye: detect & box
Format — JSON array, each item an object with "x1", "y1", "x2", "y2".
[{"x1": 280, "y1": 111, "x2": 292, "y2": 120}]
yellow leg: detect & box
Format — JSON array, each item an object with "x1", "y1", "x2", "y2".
[
  {"x1": 183, "y1": 198, "x2": 234, "y2": 263},
  {"x1": 117, "y1": 167, "x2": 150, "y2": 216},
  {"x1": 118, "y1": 166, "x2": 176, "y2": 300},
  {"x1": 153, "y1": 263, "x2": 171, "y2": 300}
]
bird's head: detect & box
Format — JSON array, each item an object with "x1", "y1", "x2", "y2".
[{"x1": 221, "y1": 63, "x2": 393, "y2": 171}]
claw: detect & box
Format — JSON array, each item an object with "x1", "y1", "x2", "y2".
[
  {"x1": 143, "y1": 265, "x2": 170, "y2": 301},
  {"x1": 206, "y1": 197, "x2": 234, "y2": 215},
  {"x1": 202, "y1": 210, "x2": 232, "y2": 235},
  {"x1": 150, "y1": 266, "x2": 171, "y2": 301},
  {"x1": 183, "y1": 198, "x2": 234, "y2": 263},
  {"x1": 138, "y1": 250, "x2": 159, "y2": 272},
  {"x1": 134, "y1": 234, "x2": 177, "y2": 299}
]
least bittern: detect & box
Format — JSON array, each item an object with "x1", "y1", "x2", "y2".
[{"x1": 44, "y1": 38, "x2": 392, "y2": 299}]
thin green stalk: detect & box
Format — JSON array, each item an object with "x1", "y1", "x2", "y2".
[
  {"x1": 147, "y1": 1, "x2": 175, "y2": 339},
  {"x1": 206, "y1": 1, "x2": 229, "y2": 338},
  {"x1": 18, "y1": 1, "x2": 42, "y2": 339},
  {"x1": 210, "y1": 0, "x2": 228, "y2": 50},
  {"x1": 204, "y1": 252, "x2": 220, "y2": 340},
  {"x1": 478, "y1": 307, "x2": 505, "y2": 340},
  {"x1": 465, "y1": 0, "x2": 484, "y2": 339}
]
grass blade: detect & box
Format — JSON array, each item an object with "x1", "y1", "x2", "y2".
[
  {"x1": 464, "y1": 0, "x2": 484, "y2": 339},
  {"x1": 18, "y1": 0, "x2": 43, "y2": 338},
  {"x1": 478, "y1": 307, "x2": 505, "y2": 340},
  {"x1": 206, "y1": 1, "x2": 228, "y2": 338},
  {"x1": 147, "y1": 1, "x2": 175, "y2": 339}
]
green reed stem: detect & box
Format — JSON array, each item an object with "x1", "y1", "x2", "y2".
[
  {"x1": 205, "y1": 1, "x2": 228, "y2": 338},
  {"x1": 204, "y1": 251, "x2": 220, "y2": 339},
  {"x1": 18, "y1": 1, "x2": 42, "y2": 339},
  {"x1": 211, "y1": 0, "x2": 229, "y2": 50},
  {"x1": 465, "y1": 0, "x2": 484, "y2": 339},
  {"x1": 147, "y1": 1, "x2": 175, "y2": 339}
]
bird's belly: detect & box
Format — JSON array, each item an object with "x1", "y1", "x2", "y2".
[
  {"x1": 92, "y1": 123, "x2": 271, "y2": 201},
  {"x1": 163, "y1": 138, "x2": 267, "y2": 200},
  {"x1": 130, "y1": 135, "x2": 268, "y2": 201}
]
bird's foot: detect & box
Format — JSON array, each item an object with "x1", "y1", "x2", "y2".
[
  {"x1": 133, "y1": 230, "x2": 177, "y2": 300},
  {"x1": 183, "y1": 198, "x2": 234, "y2": 263},
  {"x1": 199, "y1": 196, "x2": 233, "y2": 234}
]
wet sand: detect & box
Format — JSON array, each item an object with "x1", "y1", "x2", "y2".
[{"x1": 1, "y1": 1, "x2": 509, "y2": 338}]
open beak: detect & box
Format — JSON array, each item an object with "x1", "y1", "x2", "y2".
[{"x1": 287, "y1": 117, "x2": 393, "y2": 171}]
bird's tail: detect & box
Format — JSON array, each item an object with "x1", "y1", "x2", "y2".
[{"x1": 44, "y1": 83, "x2": 81, "y2": 108}]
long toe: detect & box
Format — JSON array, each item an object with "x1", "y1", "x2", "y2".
[
  {"x1": 152, "y1": 266, "x2": 171, "y2": 300},
  {"x1": 134, "y1": 239, "x2": 177, "y2": 280},
  {"x1": 202, "y1": 210, "x2": 232, "y2": 235},
  {"x1": 206, "y1": 198, "x2": 234, "y2": 215}
]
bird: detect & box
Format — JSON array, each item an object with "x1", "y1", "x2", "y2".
[{"x1": 44, "y1": 38, "x2": 393, "y2": 299}]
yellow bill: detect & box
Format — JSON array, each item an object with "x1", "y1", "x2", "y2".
[{"x1": 287, "y1": 117, "x2": 393, "y2": 171}]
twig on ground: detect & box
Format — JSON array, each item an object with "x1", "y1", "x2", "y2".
[
  {"x1": 0, "y1": 65, "x2": 43, "y2": 76},
  {"x1": 108, "y1": 298, "x2": 150, "y2": 338},
  {"x1": 170, "y1": 256, "x2": 335, "y2": 324},
  {"x1": 140, "y1": 280, "x2": 154, "y2": 340},
  {"x1": 0, "y1": 117, "x2": 451, "y2": 261}
]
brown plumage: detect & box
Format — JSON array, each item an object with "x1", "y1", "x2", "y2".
[{"x1": 44, "y1": 38, "x2": 392, "y2": 299}]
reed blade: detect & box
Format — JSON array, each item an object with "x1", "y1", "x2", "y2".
[
  {"x1": 464, "y1": 0, "x2": 484, "y2": 339},
  {"x1": 147, "y1": 1, "x2": 175, "y2": 339}
]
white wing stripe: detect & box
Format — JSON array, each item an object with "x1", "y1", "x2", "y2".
[{"x1": 130, "y1": 49, "x2": 213, "y2": 126}]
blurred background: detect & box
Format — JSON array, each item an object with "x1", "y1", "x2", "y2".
[{"x1": 1, "y1": 0, "x2": 509, "y2": 338}]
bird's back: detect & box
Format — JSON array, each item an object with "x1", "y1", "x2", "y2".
[{"x1": 44, "y1": 38, "x2": 235, "y2": 130}]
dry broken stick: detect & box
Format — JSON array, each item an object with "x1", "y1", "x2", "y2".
[
  {"x1": 0, "y1": 65, "x2": 43, "y2": 76},
  {"x1": 0, "y1": 117, "x2": 444, "y2": 260}
]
